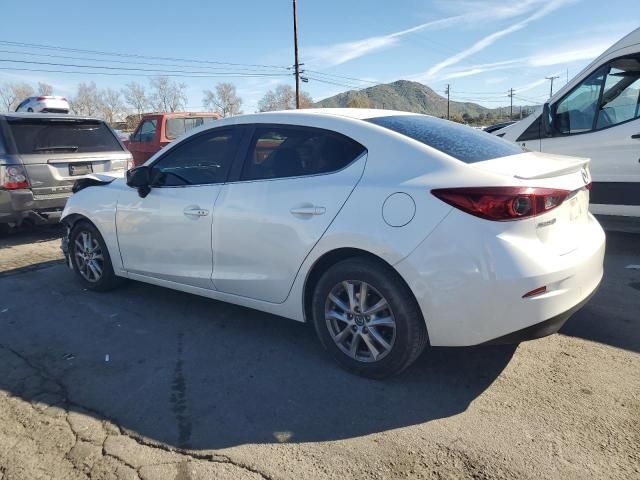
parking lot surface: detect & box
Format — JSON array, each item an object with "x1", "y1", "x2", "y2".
[{"x1": 0, "y1": 227, "x2": 638, "y2": 480}]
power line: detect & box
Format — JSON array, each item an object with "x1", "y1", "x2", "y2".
[
  {"x1": 0, "y1": 48, "x2": 291, "y2": 73},
  {"x1": 0, "y1": 39, "x2": 289, "y2": 70},
  {"x1": 0, "y1": 65, "x2": 291, "y2": 79}
]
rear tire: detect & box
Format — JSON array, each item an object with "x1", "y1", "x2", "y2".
[
  {"x1": 312, "y1": 257, "x2": 427, "y2": 378},
  {"x1": 69, "y1": 221, "x2": 121, "y2": 292},
  {"x1": 27, "y1": 108, "x2": 33, "y2": 112}
]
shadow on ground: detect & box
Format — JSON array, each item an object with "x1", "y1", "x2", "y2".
[
  {"x1": 0, "y1": 264, "x2": 515, "y2": 450},
  {"x1": 560, "y1": 231, "x2": 640, "y2": 353},
  {"x1": 0, "y1": 224, "x2": 63, "y2": 248}
]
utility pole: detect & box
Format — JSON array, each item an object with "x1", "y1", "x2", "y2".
[
  {"x1": 507, "y1": 88, "x2": 514, "y2": 120},
  {"x1": 445, "y1": 84, "x2": 450, "y2": 120},
  {"x1": 545, "y1": 75, "x2": 560, "y2": 97},
  {"x1": 292, "y1": 0, "x2": 301, "y2": 109}
]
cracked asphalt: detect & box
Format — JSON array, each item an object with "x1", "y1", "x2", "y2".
[{"x1": 0, "y1": 225, "x2": 638, "y2": 479}]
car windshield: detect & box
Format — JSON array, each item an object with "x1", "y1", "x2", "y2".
[
  {"x1": 6, "y1": 118, "x2": 123, "y2": 154},
  {"x1": 366, "y1": 114, "x2": 524, "y2": 163},
  {"x1": 165, "y1": 116, "x2": 217, "y2": 140}
]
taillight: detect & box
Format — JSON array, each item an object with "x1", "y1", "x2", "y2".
[
  {"x1": 0, "y1": 165, "x2": 30, "y2": 190},
  {"x1": 431, "y1": 187, "x2": 570, "y2": 221}
]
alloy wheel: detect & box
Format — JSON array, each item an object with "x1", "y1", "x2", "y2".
[
  {"x1": 325, "y1": 280, "x2": 396, "y2": 362},
  {"x1": 74, "y1": 230, "x2": 104, "y2": 283}
]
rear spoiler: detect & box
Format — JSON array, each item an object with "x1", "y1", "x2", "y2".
[{"x1": 514, "y1": 158, "x2": 589, "y2": 180}]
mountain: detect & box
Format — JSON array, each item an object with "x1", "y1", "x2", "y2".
[{"x1": 314, "y1": 80, "x2": 535, "y2": 121}]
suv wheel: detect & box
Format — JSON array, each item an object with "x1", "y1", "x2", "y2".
[
  {"x1": 69, "y1": 221, "x2": 121, "y2": 291},
  {"x1": 312, "y1": 257, "x2": 427, "y2": 378}
]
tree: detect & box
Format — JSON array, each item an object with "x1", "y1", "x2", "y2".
[
  {"x1": 0, "y1": 82, "x2": 34, "y2": 111},
  {"x1": 70, "y1": 82, "x2": 103, "y2": 117},
  {"x1": 38, "y1": 82, "x2": 54, "y2": 96},
  {"x1": 258, "y1": 84, "x2": 313, "y2": 112},
  {"x1": 461, "y1": 112, "x2": 472, "y2": 124},
  {"x1": 149, "y1": 76, "x2": 187, "y2": 112},
  {"x1": 202, "y1": 82, "x2": 243, "y2": 117},
  {"x1": 346, "y1": 94, "x2": 370, "y2": 108},
  {"x1": 101, "y1": 88, "x2": 126, "y2": 124},
  {"x1": 122, "y1": 82, "x2": 149, "y2": 119}
]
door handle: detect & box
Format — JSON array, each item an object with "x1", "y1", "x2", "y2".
[
  {"x1": 183, "y1": 207, "x2": 209, "y2": 217},
  {"x1": 290, "y1": 206, "x2": 326, "y2": 216},
  {"x1": 631, "y1": 133, "x2": 640, "y2": 139}
]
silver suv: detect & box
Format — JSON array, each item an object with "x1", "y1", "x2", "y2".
[{"x1": 0, "y1": 113, "x2": 132, "y2": 231}]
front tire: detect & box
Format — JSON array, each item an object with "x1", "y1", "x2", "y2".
[
  {"x1": 69, "y1": 221, "x2": 121, "y2": 291},
  {"x1": 312, "y1": 257, "x2": 427, "y2": 378}
]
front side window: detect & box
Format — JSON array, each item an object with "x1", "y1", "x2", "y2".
[
  {"x1": 240, "y1": 126, "x2": 366, "y2": 181},
  {"x1": 595, "y1": 57, "x2": 640, "y2": 129},
  {"x1": 367, "y1": 115, "x2": 523, "y2": 163},
  {"x1": 150, "y1": 129, "x2": 237, "y2": 186},
  {"x1": 554, "y1": 68, "x2": 606, "y2": 135},
  {"x1": 134, "y1": 119, "x2": 157, "y2": 142}
]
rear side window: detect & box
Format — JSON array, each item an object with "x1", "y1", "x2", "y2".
[
  {"x1": 6, "y1": 119, "x2": 123, "y2": 154},
  {"x1": 166, "y1": 117, "x2": 217, "y2": 140},
  {"x1": 366, "y1": 115, "x2": 523, "y2": 163},
  {"x1": 241, "y1": 126, "x2": 366, "y2": 181}
]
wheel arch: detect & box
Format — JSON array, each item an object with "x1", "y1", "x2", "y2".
[{"x1": 302, "y1": 247, "x2": 427, "y2": 340}]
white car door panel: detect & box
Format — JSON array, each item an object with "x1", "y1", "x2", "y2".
[
  {"x1": 117, "y1": 186, "x2": 219, "y2": 288},
  {"x1": 116, "y1": 127, "x2": 240, "y2": 288},
  {"x1": 211, "y1": 125, "x2": 367, "y2": 303},
  {"x1": 212, "y1": 158, "x2": 366, "y2": 303}
]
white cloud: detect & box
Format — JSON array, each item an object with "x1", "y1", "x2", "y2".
[
  {"x1": 527, "y1": 43, "x2": 611, "y2": 67},
  {"x1": 423, "y1": 0, "x2": 577, "y2": 79}
]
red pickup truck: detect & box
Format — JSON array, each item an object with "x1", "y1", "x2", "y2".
[{"x1": 127, "y1": 112, "x2": 220, "y2": 166}]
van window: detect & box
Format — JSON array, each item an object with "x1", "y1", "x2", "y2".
[
  {"x1": 166, "y1": 117, "x2": 217, "y2": 140},
  {"x1": 596, "y1": 57, "x2": 640, "y2": 129},
  {"x1": 132, "y1": 119, "x2": 157, "y2": 142},
  {"x1": 367, "y1": 115, "x2": 523, "y2": 163},
  {"x1": 554, "y1": 68, "x2": 606, "y2": 134},
  {"x1": 6, "y1": 119, "x2": 122, "y2": 154}
]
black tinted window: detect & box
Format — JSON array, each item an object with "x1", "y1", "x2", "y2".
[
  {"x1": 7, "y1": 119, "x2": 122, "y2": 154},
  {"x1": 151, "y1": 129, "x2": 237, "y2": 186},
  {"x1": 366, "y1": 115, "x2": 523, "y2": 163},
  {"x1": 516, "y1": 115, "x2": 542, "y2": 142},
  {"x1": 241, "y1": 126, "x2": 365, "y2": 181}
]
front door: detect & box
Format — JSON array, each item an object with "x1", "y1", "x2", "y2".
[
  {"x1": 128, "y1": 117, "x2": 160, "y2": 167},
  {"x1": 211, "y1": 124, "x2": 367, "y2": 303},
  {"x1": 117, "y1": 127, "x2": 240, "y2": 288},
  {"x1": 541, "y1": 55, "x2": 640, "y2": 217}
]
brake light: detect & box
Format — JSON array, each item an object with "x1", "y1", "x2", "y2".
[
  {"x1": 0, "y1": 165, "x2": 30, "y2": 189},
  {"x1": 431, "y1": 187, "x2": 570, "y2": 221}
]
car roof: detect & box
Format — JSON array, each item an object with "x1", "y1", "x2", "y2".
[
  {"x1": 0, "y1": 112, "x2": 103, "y2": 121},
  {"x1": 261, "y1": 108, "x2": 416, "y2": 120}
]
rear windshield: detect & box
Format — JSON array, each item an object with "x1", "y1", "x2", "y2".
[
  {"x1": 366, "y1": 115, "x2": 523, "y2": 163},
  {"x1": 166, "y1": 116, "x2": 217, "y2": 140},
  {"x1": 6, "y1": 119, "x2": 122, "y2": 154}
]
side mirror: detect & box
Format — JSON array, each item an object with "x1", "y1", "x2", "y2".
[
  {"x1": 126, "y1": 166, "x2": 151, "y2": 198},
  {"x1": 542, "y1": 102, "x2": 553, "y2": 137}
]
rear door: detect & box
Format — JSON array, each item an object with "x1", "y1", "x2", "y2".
[
  {"x1": 211, "y1": 124, "x2": 366, "y2": 303},
  {"x1": 117, "y1": 127, "x2": 241, "y2": 288},
  {"x1": 541, "y1": 55, "x2": 640, "y2": 217},
  {"x1": 128, "y1": 117, "x2": 159, "y2": 166},
  {"x1": 5, "y1": 117, "x2": 129, "y2": 199}
]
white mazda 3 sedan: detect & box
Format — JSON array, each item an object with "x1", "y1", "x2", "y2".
[{"x1": 61, "y1": 109, "x2": 605, "y2": 378}]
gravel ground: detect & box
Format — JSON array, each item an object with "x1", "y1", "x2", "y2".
[{"x1": 0, "y1": 226, "x2": 638, "y2": 480}]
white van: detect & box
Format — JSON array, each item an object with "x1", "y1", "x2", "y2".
[{"x1": 496, "y1": 27, "x2": 640, "y2": 221}]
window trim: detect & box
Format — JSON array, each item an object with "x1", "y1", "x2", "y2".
[
  {"x1": 550, "y1": 54, "x2": 640, "y2": 138},
  {"x1": 146, "y1": 125, "x2": 244, "y2": 188},
  {"x1": 228, "y1": 123, "x2": 367, "y2": 184}
]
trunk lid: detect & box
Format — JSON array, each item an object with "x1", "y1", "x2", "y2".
[{"x1": 473, "y1": 151, "x2": 592, "y2": 255}]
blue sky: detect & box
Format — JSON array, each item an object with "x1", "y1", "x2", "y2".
[{"x1": 0, "y1": 0, "x2": 638, "y2": 112}]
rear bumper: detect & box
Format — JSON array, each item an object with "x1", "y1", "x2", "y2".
[
  {"x1": 0, "y1": 189, "x2": 68, "y2": 225},
  {"x1": 482, "y1": 277, "x2": 601, "y2": 344},
  {"x1": 395, "y1": 210, "x2": 606, "y2": 346}
]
